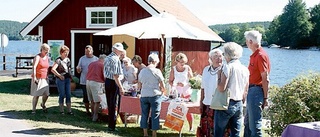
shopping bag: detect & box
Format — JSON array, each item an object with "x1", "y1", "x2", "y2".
[
  {"x1": 210, "y1": 88, "x2": 230, "y2": 110},
  {"x1": 116, "y1": 114, "x2": 123, "y2": 124},
  {"x1": 163, "y1": 101, "x2": 189, "y2": 132}
]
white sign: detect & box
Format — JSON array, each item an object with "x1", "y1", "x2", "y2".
[{"x1": 0, "y1": 33, "x2": 9, "y2": 48}]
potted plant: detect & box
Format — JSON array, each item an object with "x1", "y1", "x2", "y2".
[
  {"x1": 189, "y1": 74, "x2": 202, "y2": 102},
  {"x1": 70, "y1": 75, "x2": 79, "y2": 91}
]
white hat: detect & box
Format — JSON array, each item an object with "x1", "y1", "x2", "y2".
[{"x1": 112, "y1": 43, "x2": 125, "y2": 51}]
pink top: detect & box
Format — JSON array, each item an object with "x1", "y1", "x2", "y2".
[
  {"x1": 86, "y1": 60, "x2": 105, "y2": 83},
  {"x1": 36, "y1": 56, "x2": 49, "y2": 79}
]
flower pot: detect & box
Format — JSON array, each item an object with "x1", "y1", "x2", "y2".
[
  {"x1": 70, "y1": 82, "x2": 76, "y2": 91},
  {"x1": 190, "y1": 89, "x2": 200, "y2": 103}
]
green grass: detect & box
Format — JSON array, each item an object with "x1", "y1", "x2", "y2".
[
  {"x1": 0, "y1": 76, "x2": 198, "y2": 137},
  {"x1": 0, "y1": 76, "x2": 272, "y2": 137}
]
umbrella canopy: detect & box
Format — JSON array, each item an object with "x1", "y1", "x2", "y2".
[
  {"x1": 94, "y1": 12, "x2": 224, "y2": 70},
  {"x1": 94, "y1": 12, "x2": 223, "y2": 42}
]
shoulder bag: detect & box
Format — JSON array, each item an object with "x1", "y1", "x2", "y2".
[
  {"x1": 209, "y1": 65, "x2": 230, "y2": 110},
  {"x1": 209, "y1": 88, "x2": 230, "y2": 110}
]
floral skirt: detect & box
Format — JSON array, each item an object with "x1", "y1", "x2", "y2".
[{"x1": 197, "y1": 105, "x2": 230, "y2": 137}]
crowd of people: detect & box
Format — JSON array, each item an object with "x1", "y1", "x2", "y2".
[{"x1": 30, "y1": 30, "x2": 270, "y2": 137}]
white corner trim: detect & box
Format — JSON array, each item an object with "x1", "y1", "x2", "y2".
[
  {"x1": 134, "y1": 0, "x2": 158, "y2": 15},
  {"x1": 38, "y1": 26, "x2": 43, "y2": 44},
  {"x1": 20, "y1": 0, "x2": 63, "y2": 37}
]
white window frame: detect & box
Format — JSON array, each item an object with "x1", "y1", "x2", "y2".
[{"x1": 86, "y1": 7, "x2": 118, "y2": 28}]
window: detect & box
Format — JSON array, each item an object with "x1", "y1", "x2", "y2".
[{"x1": 86, "y1": 7, "x2": 117, "y2": 28}]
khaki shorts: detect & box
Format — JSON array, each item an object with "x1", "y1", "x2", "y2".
[{"x1": 86, "y1": 80, "x2": 105, "y2": 102}]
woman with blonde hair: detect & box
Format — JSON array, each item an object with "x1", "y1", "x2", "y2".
[
  {"x1": 169, "y1": 52, "x2": 194, "y2": 131},
  {"x1": 30, "y1": 43, "x2": 50, "y2": 114}
]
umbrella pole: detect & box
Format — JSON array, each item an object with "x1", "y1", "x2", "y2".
[{"x1": 160, "y1": 35, "x2": 165, "y2": 71}]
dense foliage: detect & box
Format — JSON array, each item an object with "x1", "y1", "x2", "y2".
[
  {"x1": 267, "y1": 72, "x2": 320, "y2": 136},
  {"x1": 310, "y1": 4, "x2": 320, "y2": 47},
  {"x1": 264, "y1": 0, "x2": 320, "y2": 48},
  {"x1": 210, "y1": 22, "x2": 270, "y2": 46},
  {"x1": 275, "y1": 0, "x2": 312, "y2": 49},
  {"x1": 211, "y1": 1, "x2": 320, "y2": 49},
  {"x1": 0, "y1": 20, "x2": 36, "y2": 41},
  {"x1": 209, "y1": 22, "x2": 270, "y2": 34}
]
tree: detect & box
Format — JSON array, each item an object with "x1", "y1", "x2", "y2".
[
  {"x1": 218, "y1": 25, "x2": 240, "y2": 43},
  {"x1": 238, "y1": 24, "x2": 250, "y2": 45},
  {"x1": 310, "y1": 3, "x2": 320, "y2": 46},
  {"x1": 0, "y1": 20, "x2": 34, "y2": 41},
  {"x1": 278, "y1": 0, "x2": 312, "y2": 49},
  {"x1": 266, "y1": 16, "x2": 281, "y2": 45}
]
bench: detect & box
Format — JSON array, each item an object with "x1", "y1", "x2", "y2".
[{"x1": 14, "y1": 56, "x2": 34, "y2": 77}]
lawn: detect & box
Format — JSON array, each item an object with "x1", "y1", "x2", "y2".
[
  {"x1": 0, "y1": 76, "x2": 198, "y2": 137},
  {"x1": 0, "y1": 76, "x2": 272, "y2": 137}
]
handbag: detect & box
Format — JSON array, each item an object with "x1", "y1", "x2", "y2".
[{"x1": 209, "y1": 88, "x2": 230, "y2": 110}]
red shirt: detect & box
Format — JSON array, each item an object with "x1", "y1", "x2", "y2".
[
  {"x1": 86, "y1": 60, "x2": 105, "y2": 83},
  {"x1": 36, "y1": 56, "x2": 49, "y2": 79},
  {"x1": 248, "y1": 47, "x2": 271, "y2": 85}
]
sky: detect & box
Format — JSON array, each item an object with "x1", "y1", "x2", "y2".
[{"x1": 0, "y1": 0, "x2": 319, "y2": 25}]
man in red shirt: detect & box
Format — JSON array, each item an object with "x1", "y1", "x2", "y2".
[
  {"x1": 244, "y1": 30, "x2": 271, "y2": 137},
  {"x1": 86, "y1": 54, "x2": 107, "y2": 122}
]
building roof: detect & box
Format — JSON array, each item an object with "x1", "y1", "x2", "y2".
[
  {"x1": 20, "y1": 0, "x2": 223, "y2": 42},
  {"x1": 145, "y1": 0, "x2": 214, "y2": 35},
  {"x1": 20, "y1": 0, "x2": 62, "y2": 37}
]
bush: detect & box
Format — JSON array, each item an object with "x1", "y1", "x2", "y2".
[{"x1": 267, "y1": 72, "x2": 320, "y2": 136}]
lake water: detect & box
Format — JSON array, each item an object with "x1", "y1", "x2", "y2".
[
  {"x1": 240, "y1": 47, "x2": 320, "y2": 87},
  {"x1": 1, "y1": 41, "x2": 320, "y2": 87},
  {"x1": 0, "y1": 41, "x2": 40, "y2": 71}
]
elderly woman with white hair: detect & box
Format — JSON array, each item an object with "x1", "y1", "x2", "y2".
[
  {"x1": 122, "y1": 57, "x2": 138, "y2": 85},
  {"x1": 138, "y1": 53, "x2": 166, "y2": 137},
  {"x1": 214, "y1": 42, "x2": 249, "y2": 137},
  {"x1": 198, "y1": 48, "x2": 230, "y2": 136}
]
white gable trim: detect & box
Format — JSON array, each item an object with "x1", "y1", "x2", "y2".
[
  {"x1": 20, "y1": 0, "x2": 63, "y2": 36},
  {"x1": 134, "y1": 0, "x2": 158, "y2": 15}
]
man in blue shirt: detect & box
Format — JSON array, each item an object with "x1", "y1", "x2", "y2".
[{"x1": 104, "y1": 42, "x2": 125, "y2": 131}]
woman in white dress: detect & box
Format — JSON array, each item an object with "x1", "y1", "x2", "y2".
[{"x1": 169, "y1": 52, "x2": 194, "y2": 131}]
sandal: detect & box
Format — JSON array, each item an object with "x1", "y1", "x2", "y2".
[{"x1": 40, "y1": 103, "x2": 48, "y2": 113}]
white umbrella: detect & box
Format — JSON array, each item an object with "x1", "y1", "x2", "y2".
[
  {"x1": 94, "y1": 12, "x2": 223, "y2": 69},
  {"x1": 94, "y1": 12, "x2": 223, "y2": 42}
]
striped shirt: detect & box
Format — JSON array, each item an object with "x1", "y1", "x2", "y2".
[{"x1": 104, "y1": 52, "x2": 123, "y2": 80}]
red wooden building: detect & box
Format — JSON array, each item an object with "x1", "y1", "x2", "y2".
[{"x1": 20, "y1": 0, "x2": 223, "y2": 74}]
